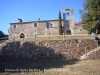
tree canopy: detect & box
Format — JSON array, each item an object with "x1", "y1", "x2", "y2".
[
  {"x1": 0, "y1": 31, "x2": 5, "y2": 38},
  {"x1": 0, "y1": 31, "x2": 8, "y2": 40},
  {"x1": 80, "y1": 0, "x2": 100, "y2": 34}
]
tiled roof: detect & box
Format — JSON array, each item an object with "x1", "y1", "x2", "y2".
[
  {"x1": 74, "y1": 22, "x2": 82, "y2": 25},
  {"x1": 9, "y1": 20, "x2": 60, "y2": 24},
  {"x1": 10, "y1": 20, "x2": 82, "y2": 25}
]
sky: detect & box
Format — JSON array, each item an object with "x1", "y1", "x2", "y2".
[{"x1": 0, "y1": 0, "x2": 84, "y2": 34}]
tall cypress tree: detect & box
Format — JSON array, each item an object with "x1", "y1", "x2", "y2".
[{"x1": 58, "y1": 11, "x2": 63, "y2": 35}]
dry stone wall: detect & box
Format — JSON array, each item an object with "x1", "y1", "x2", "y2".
[
  {"x1": 1, "y1": 40, "x2": 98, "y2": 60},
  {"x1": 80, "y1": 47, "x2": 100, "y2": 60}
]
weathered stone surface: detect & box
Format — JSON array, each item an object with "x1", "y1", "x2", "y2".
[
  {"x1": 9, "y1": 20, "x2": 63, "y2": 40},
  {"x1": 63, "y1": 8, "x2": 74, "y2": 34},
  {"x1": 1, "y1": 40, "x2": 98, "y2": 60},
  {"x1": 80, "y1": 47, "x2": 100, "y2": 60}
]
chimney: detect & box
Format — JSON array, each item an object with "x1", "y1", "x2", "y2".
[
  {"x1": 38, "y1": 18, "x2": 40, "y2": 22},
  {"x1": 18, "y1": 18, "x2": 22, "y2": 23}
]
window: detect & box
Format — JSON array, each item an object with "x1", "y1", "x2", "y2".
[
  {"x1": 34, "y1": 23, "x2": 37, "y2": 27},
  {"x1": 49, "y1": 23, "x2": 53, "y2": 27},
  {"x1": 14, "y1": 25, "x2": 16, "y2": 28}
]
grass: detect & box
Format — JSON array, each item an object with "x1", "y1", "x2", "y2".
[
  {"x1": 24, "y1": 35, "x2": 94, "y2": 41},
  {"x1": 0, "y1": 60, "x2": 100, "y2": 75},
  {"x1": 0, "y1": 40, "x2": 5, "y2": 43},
  {"x1": 0, "y1": 35, "x2": 94, "y2": 43}
]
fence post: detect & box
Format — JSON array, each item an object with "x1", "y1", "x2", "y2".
[
  {"x1": 63, "y1": 32, "x2": 65, "y2": 40},
  {"x1": 35, "y1": 33, "x2": 36, "y2": 41},
  {"x1": 85, "y1": 47, "x2": 86, "y2": 54},
  {"x1": 49, "y1": 33, "x2": 50, "y2": 40},
  {"x1": 97, "y1": 41, "x2": 98, "y2": 51},
  {"x1": 13, "y1": 35, "x2": 15, "y2": 42},
  {"x1": 23, "y1": 35, "x2": 24, "y2": 42},
  {"x1": 78, "y1": 33, "x2": 79, "y2": 41},
  {"x1": 12, "y1": 34, "x2": 15, "y2": 42},
  {"x1": 5, "y1": 37, "x2": 7, "y2": 44}
]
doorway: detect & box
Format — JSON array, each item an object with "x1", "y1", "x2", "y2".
[{"x1": 20, "y1": 33, "x2": 25, "y2": 38}]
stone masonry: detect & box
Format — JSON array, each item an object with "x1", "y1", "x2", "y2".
[
  {"x1": 63, "y1": 8, "x2": 74, "y2": 34},
  {"x1": 9, "y1": 20, "x2": 67, "y2": 39},
  {"x1": 1, "y1": 40, "x2": 98, "y2": 60}
]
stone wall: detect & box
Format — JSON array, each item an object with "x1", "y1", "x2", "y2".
[
  {"x1": 80, "y1": 47, "x2": 100, "y2": 60},
  {"x1": 9, "y1": 20, "x2": 61, "y2": 39},
  {"x1": 1, "y1": 40, "x2": 98, "y2": 60}
]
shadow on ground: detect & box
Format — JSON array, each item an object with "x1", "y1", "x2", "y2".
[{"x1": 0, "y1": 41, "x2": 79, "y2": 72}]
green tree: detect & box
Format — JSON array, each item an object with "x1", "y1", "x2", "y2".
[
  {"x1": 0, "y1": 31, "x2": 8, "y2": 40},
  {"x1": 0, "y1": 31, "x2": 5, "y2": 38},
  {"x1": 80, "y1": 0, "x2": 100, "y2": 34},
  {"x1": 58, "y1": 11, "x2": 63, "y2": 35}
]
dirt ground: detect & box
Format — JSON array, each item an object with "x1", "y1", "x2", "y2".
[{"x1": 0, "y1": 59, "x2": 100, "y2": 75}]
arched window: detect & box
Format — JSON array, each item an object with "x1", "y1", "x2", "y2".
[
  {"x1": 67, "y1": 30, "x2": 71, "y2": 35},
  {"x1": 20, "y1": 33, "x2": 25, "y2": 38}
]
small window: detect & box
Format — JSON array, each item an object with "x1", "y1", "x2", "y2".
[
  {"x1": 34, "y1": 23, "x2": 37, "y2": 27},
  {"x1": 49, "y1": 23, "x2": 53, "y2": 27},
  {"x1": 14, "y1": 25, "x2": 16, "y2": 28}
]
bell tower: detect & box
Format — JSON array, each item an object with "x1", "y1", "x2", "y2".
[{"x1": 63, "y1": 8, "x2": 74, "y2": 35}]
